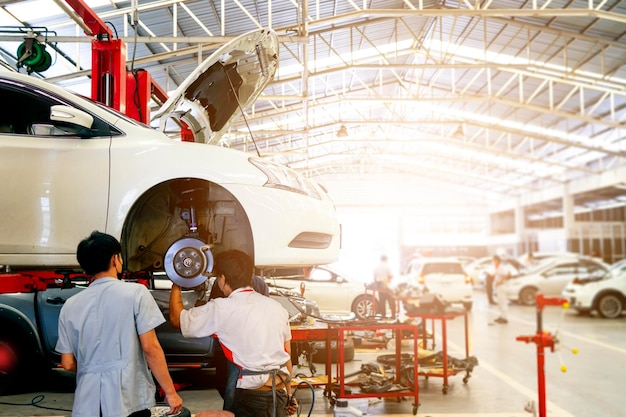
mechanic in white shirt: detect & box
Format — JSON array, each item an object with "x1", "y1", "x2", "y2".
[
  {"x1": 169, "y1": 250, "x2": 297, "y2": 417},
  {"x1": 492, "y1": 255, "x2": 511, "y2": 324}
]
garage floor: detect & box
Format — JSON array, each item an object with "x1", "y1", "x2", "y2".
[{"x1": 1, "y1": 290, "x2": 624, "y2": 417}]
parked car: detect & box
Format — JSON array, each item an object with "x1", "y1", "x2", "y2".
[
  {"x1": 403, "y1": 258, "x2": 473, "y2": 310},
  {"x1": 264, "y1": 265, "x2": 373, "y2": 319},
  {"x1": 516, "y1": 251, "x2": 581, "y2": 267},
  {"x1": 562, "y1": 259, "x2": 626, "y2": 318},
  {"x1": 464, "y1": 256, "x2": 493, "y2": 286},
  {"x1": 503, "y1": 255, "x2": 610, "y2": 305},
  {"x1": 0, "y1": 29, "x2": 340, "y2": 285}
]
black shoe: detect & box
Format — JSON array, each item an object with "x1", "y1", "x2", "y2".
[{"x1": 494, "y1": 317, "x2": 508, "y2": 324}]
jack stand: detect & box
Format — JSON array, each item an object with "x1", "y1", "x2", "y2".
[{"x1": 515, "y1": 293, "x2": 567, "y2": 417}]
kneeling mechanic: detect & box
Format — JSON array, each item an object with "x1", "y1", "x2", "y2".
[{"x1": 169, "y1": 250, "x2": 298, "y2": 417}]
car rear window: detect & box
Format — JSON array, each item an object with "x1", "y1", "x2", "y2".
[{"x1": 422, "y1": 263, "x2": 465, "y2": 275}]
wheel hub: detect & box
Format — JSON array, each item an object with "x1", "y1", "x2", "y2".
[{"x1": 164, "y1": 237, "x2": 214, "y2": 288}]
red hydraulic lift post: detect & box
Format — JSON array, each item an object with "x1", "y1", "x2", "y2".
[
  {"x1": 63, "y1": 0, "x2": 169, "y2": 123},
  {"x1": 64, "y1": 0, "x2": 126, "y2": 113}
]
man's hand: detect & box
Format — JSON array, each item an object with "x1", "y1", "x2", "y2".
[
  {"x1": 286, "y1": 396, "x2": 298, "y2": 415},
  {"x1": 165, "y1": 391, "x2": 183, "y2": 415}
]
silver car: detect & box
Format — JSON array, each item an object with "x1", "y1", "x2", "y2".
[
  {"x1": 264, "y1": 265, "x2": 373, "y2": 319},
  {"x1": 504, "y1": 255, "x2": 610, "y2": 305}
]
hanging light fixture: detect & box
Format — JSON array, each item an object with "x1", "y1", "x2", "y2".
[
  {"x1": 336, "y1": 124, "x2": 348, "y2": 137},
  {"x1": 453, "y1": 124, "x2": 465, "y2": 138}
]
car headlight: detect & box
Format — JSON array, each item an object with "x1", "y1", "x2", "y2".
[{"x1": 249, "y1": 157, "x2": 321, "y2": 199}]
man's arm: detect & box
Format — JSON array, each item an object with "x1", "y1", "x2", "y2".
[
  {"x1": 60, "y1": 353, "x2": 77, "y2": 373},
  {"x1": 283, "y1": 340, "x2": 299, "y2": 415},
  {"x1": 283, "y1": 341, "x2": 293, "y2": 397},
  {"x1": 169, "y1": 284, "x2": 184, "y2": 329},
  {"x1": 139, "y1": 329, "x2": 183, "y2": 415}
]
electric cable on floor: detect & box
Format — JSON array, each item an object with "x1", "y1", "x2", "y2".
[
  {"x1": 0, "y1": 394, "x2": 72, "y2": 412},
  {"x1": 291, "y1": 380, "x2": 315, "y2": 417}
]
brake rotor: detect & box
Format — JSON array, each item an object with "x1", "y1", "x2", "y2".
[{"x1": 164, "y1": 237, "x2": 213, "y2": 288}]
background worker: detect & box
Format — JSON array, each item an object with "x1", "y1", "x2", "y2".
[
  {"x1": 169, "y1": 250, "x2": 298, "y2": 417},
  {"x1": 373, "y1": 255, "x2": 396, "y2": 318},
  {"x1": 56, "y1": 231, "x2": 182, "y2": 417},
  {"x1": 492, "y1": 254, "x2": 511, "y2": 324}
]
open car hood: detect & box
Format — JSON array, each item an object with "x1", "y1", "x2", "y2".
[{"x1": 152, "y1": 28, "x2": 279, "y2": 144}]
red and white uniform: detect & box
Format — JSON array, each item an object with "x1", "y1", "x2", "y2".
[{"x1": 179, "y1": 287, "x2": 291, "y2": 389}]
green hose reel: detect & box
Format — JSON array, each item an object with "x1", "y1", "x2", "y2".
[{"x1": 16, "y1": 39, "x2": 52, "y2": 73}]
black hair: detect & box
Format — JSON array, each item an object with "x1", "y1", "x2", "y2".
[
  {"x1": 76, "y1": 231, "x2": 122, "y2": 276},
  {"x1": 213, "y1": 250, "x2": 253, "y2": 290}
]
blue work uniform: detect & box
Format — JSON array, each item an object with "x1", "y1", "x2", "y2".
[{"x1": 56, "y1": 277, "x2": 165, "y2": 417}]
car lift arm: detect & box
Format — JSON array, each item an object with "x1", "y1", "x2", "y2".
[{"x1": 62, "y1": 0, "x2": 167, "y2": 123}]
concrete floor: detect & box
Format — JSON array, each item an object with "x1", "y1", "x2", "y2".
[{"x1": 1, "y1": 289, "x2": 625, "y2": 417}]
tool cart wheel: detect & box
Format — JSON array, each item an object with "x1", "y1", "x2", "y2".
[
  {"x1": 412, "y1": 404, "x2": 419, "y2": 415},
  {"x1": 463, "y1": 375, "x2": 471, "y2": 384},
  {"x1": 442, "y1": 385, "x2": 448, "y2": 394}
]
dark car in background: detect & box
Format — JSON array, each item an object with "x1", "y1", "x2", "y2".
[{"x1": 0, "y1": 273, "x2": 319, "y2": 394}]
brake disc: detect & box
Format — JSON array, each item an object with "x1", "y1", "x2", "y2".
[{"x1": 164, "y1": 237, "x2": 213, "y2": 288}]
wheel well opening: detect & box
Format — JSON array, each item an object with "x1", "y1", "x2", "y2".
[{"x1": 120, "y1": 178, "x2": 254, "y2": 275}]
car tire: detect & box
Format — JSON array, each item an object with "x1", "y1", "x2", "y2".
[
  {"x1": 462, "y1": 302, "x2": 473, "y2": 311},
  {"x1": 595, "y1": 293, "x2": 624, "y2": 319},
  {"x1": 311, "y1": 337, "x2": 355, "y2": 363},
  {"x1": 519, "y1": 287, "x2": 538, "y2": 306},
  {"x1": 351, "y1": 294, "x2": 375, "y2": 319}
]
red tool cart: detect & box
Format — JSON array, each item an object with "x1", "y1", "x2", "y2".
[
  {"x1": 335, "y1": 323, "x2": 420, "y2": 415},
  {"x1": 407, "y1": 311, "x2": 472, "y2": 394}
]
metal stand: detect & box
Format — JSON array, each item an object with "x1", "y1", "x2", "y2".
[{"x1": 515, "y1": 293, "x2": 567, "y2": 417}]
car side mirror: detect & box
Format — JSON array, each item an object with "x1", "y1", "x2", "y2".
[{"x1": 50, "y1": 105, "x2": 94, "y2": 129}]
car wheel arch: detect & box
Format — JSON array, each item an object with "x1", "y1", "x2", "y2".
[
  {"x1": 351, "y1": 294, "x2": 375, "y2": 319},
  {"x1": 0, "y1": 310, "x2": 47, "y2": 394},
  {"x1": 120, "y1": 178, "x2": 255, "y2": 274},
  {"x1": 593, "y1": 290, "x2": 626, "y2": 318},
  {"x1": 518, "y1": 286, "x2": 539, "y2": 305}
]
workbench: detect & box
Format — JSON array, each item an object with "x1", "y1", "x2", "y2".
[
  {"x1": 407, "y1": 310, "x2": 471, "y2": 394},
  {"x1": 290, "y1": 322, "x2": 340, "y2": 397}
]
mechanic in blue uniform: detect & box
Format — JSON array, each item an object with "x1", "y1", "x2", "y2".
[
  {"x1": 56, "y1": 231, "x2": 183, "y2": 417},
  {"x1": 169, "y1": 250, "x2": 298, "y2": 417}
]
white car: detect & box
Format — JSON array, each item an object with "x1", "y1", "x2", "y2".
[
  {"x1": 562, "y1": 259, "x2": 626, "y2": 318},
  {"x1": 264, "y1": 265, "x2": 373, "y2": 319},
  {"x1": 464, "y1": 256, "x2": 494, "y2": 286},
  {"x1": 0, "y1": 29, "x2": 340, "y2": 284},
  {"x1": 504, "y1": 255, "x2": 610, "y2": 305},
  {"x1": 403, "y1": 258, "x2": 473, "y2": 310}
]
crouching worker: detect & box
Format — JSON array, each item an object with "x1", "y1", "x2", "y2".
[
  {"x1": 56, "y1": 231, "x2": 183, "y2": 417},
  {"x1": 169, "y1": 250, "x2": 298, "y2": 417}
]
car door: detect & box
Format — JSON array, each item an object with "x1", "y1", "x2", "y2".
[
  {"x1": 37, "y1": 286, "x2": 86, "y2": 355},
  {"x1": 0, "y1": 79, "x2": 110, "y2": 264},
  {"x1": 304, "y1": 267, "x2": 353, "y2": 315}
]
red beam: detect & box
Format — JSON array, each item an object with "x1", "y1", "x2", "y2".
[{"x1": 64, "y1": 0, "x2": 114, "y2": 38}]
